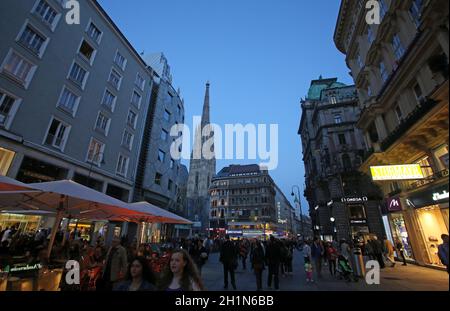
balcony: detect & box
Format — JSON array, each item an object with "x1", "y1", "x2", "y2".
[{"x1": 381, "y1": 99, "x2": 439, "y2": 152}]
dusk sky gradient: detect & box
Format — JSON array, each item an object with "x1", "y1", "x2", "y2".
[{"x1": 98, "y1": 0, "x2": 354, "y2": 215}]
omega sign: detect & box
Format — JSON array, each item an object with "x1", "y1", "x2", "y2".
[{"x1": 341, "y1": 197, "x2": 368, "y2": 203}]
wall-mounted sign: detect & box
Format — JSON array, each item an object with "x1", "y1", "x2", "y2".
[
  {"x1": 226, "y1": 230, "x2": 243, "y2": 235},
  {"x1": 408, "y1": 184, "x2": 449, "y2": 208},
  {"x1": 341, "y1": 197, "x2": 368, "y2": 203},
  {"x1": 386, "y1": 197, "x2": 402, "y2": 212},
  {"x1": 10, "y1": 263, "x2": 42, "y2": 273},
  {"x1": 350, "y1": 219, "x2": 367, "y2": 225},
  {"x1": 370, "y1": 164, "x2": 424, "y2": 181},
  {"x1": 433, "y1": 190, "x2": 449, "y2": 201}
]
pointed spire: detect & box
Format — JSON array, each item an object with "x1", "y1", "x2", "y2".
[{"x1": 201, "y1": 81, "x2": 210, "y2": 126}]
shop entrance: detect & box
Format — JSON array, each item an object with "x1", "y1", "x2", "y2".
[{"x1": 389, "y1": 213, "x2": 414, "y2": 260}]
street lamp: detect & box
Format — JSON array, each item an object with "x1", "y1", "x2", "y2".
[{"x1": 291, "y1": 185, "x2": 305, "y2": 240}]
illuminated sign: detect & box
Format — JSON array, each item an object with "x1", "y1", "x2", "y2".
[
  {"x1": 10, "y1": 263, "x2": 42, "y2": 272},
  {"x1": 341, "y1": 197, "x2": 368, "y2": 203},
  {"x1": 386, "y1": 197, "x2": 402, "y2": 212},
  {"x1": 370, "y1": 164, "x2": 424, "y2": 181},
  {"x1": 433, "y1": 190, "x2": 449, "y2": 201}
]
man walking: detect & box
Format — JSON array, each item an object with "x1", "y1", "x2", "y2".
[
  {"x1": 101, "y1": 237, "x2": 128, "y2": 291},
  {"x1": 250, "y1": 238, "x2": 265, "y2": 291},
  {"x1": 220, "y1": 235, "x2": 238, "y2": 290},
  {"x1": 265, "y1": 236, "x2": 281, "y2": 290},
  {"x1": 311, "y1": 237, "x2": 324, "y2": 279},
  {"x1": 383, "y1": 236, "x2": 396, "y2": 267}
]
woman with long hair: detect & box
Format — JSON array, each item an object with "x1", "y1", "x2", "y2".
[
  {"x1": 159, "y1": 249, "x2": 204, "y2": 291},
  {"x1": 114, "y1": 257, "x2": 156, "y2": 291}
]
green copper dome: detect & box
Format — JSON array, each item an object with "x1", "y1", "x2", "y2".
[{"x1": 307, "y1": 78, "x2": 347, "y2": 100}]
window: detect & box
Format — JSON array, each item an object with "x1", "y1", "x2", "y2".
[
  {"x1": 108, "y1": 69, "x2": 122, "y2": 90},
  {"x1": 392, "y1": 35, "x2": 405, "y2": 61},
  {"x1": 79, "y1": 40, "x2": 95, "y2": 62},
  {"x1": 334, "y1": 114, "x2": 342, "y2": 124},
  {"x1": 127, "y1": 110, "x2": 137, "y2": 129},
  {"x1": 161, "y1": 129, "x2": 168, "y2": 141},
  {"x1": 329, "y1": 96, "x2": 337, "y2": 104},
  {"x1": 338, "y1": 134, "x2": 347, "y2": 145},
  {"x1": 2, "y1": 50, "x2": 35, "y2": 86},
  {"x1": 417, "y1": 157, "x2": 433, "y2": 178},
  {"x1": 114, "y1": 51, "x2": 127, "y2": 70},
  {"x1": 163, "y1": 109, "x2": 171, "y2": 122},
  {"x1": 154, "y1": 172, "x2": 162, "y2": 186},
  {"x1": 57, "y1": 87, "x2": 79, "y2": 114},
  {"x1": 34, "y1": 0, "x2": 58, "y2": 28},
  {"x1": 348, "y1": 204, "x2": 366, "y2": 219},
  {"x1": 135, "y1": 74, "x2": 145, "y2": 90},
  {"x1": 380, "y1": 62, "x2": 388, "y2": 82},
  {"x1": 68, "y1": 62, "x2": 88, "y2": 88},
  {"x1": 18, "y1": 25, "x2": 46, "y2": 56},
  {"x1": 131, "y1": 91, "x2": 142, "y2": 108},
  {"x1": 45, "y1": 118, "x2": 70, "y2": 150},
  {"x1": 122, "y1": 130, "x2": 133, "y2": 150},
  {"x1": 95, "y1": 112, "x2": 110, "y2": 134},
  {"x1": 87, "y1": 138, "x2": 104, "y2": 164},
  {"x1": 395, "y1": 105, "x2": 403, "y2": 122},
  {"x1": 116, "y1": 155, "x2": 129, "y2": 177},
  {"x1": 413, "y1": 83, "x2": 423, "y2": 102},
  {"x1": 0, "y1": 91, "x2": 17, "y2": 128},
  {"x1": 409, "y1": 0, "x2": 423, "y2": 28},
  {"x1": 86, "y1": 22, "x2": 102, "y2": 44},
  {"x1": 0, "y1": 147, "x2": 15, "y2": 175},
  {"x1": 158, "y1": 150, "x2": 165, "y2": 162},
  {"x1": 367, "y1": 26, "x2": 375, "y2": 44},
  {"x1": 101, "y1": 89, "x2": 116, "y2": 111},
  {"x1": 168, "y1": 179, "x2": 173, "y2": 191}
]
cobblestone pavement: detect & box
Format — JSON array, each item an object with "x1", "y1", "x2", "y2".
[{"x1": 201, "y1": 250, "x2": 449, "y2": 291}]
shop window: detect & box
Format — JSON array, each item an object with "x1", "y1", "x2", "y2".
[
  {"x1": 16, "y1": 156, "x2": 67, "y2": 183},
  {"x1": 0, "y1": 147, "x2": 15, "y2": 175},
  {"x1": 348, "y1": 204, "x2": 366, "y2": 219}
]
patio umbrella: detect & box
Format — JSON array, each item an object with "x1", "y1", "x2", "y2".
[
  {"x1": 126, "y1": 202, "x2": 192, "y2": 225},
  {"x1": 0, "y1": 180, "x2": 150, "y2": 258},
  {"x1": 0, "y1": 175, "x2": 37, "y2": 191}
]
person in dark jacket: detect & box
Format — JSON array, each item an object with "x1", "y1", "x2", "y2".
[
  {"x1": 114, "y1": 257, "x2": 156, "y2": 291},
  {"x1": 250, "y1": 238, "x2": 265, "y2": 291},
  {"x1": 371, "y1": 236, "x2": 385, "y2": 269},
  {"x1": 219, "y1": 235, "x2": 238, "y2": 290},
  {"x1": 265, "y1": 236, "x2": 281, "y2": 290},
  {"x1": 311, "y1": 237, "x2": 324, "y2": 279}
]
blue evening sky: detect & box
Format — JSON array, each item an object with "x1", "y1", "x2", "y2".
[{"x1": 98, "y1": 0, "x2": 353, "y2": 215}]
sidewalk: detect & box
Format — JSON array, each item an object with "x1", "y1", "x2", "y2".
[{"x1": 201, "y1": 250, "x2": 449, "y2": 291}]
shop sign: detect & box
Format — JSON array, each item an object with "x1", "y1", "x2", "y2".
[
  {"x1": 226, "y1": 230, "x2": 243, "y2": 235},
  {"x1": 408, "y1": 184, "x2": 449, "y2": 208},
  {"x1": 192, "y1": 221, "x2": 202, "y2": 228},
  {"x1": 370, "y1": 164, "x2": 424, "y2": 181},
  {"x1": 174, "y1": 224, "x2": 191, "y2": 230},
  {"x1": 10, "y1": 263, "x2": 42, "y2": 273},
  {"x1": 386, "y1": 197, "x2": 402, "y2": 212},
  {"x1": 350, "y1": 219, "x2": 367, "y2": 225},
  {"x1": 433, "y1": 190, "x2": 449, "y2": 202},
  {"x1": 341, "y1": 197, "x2": 368, "y2": 203}
]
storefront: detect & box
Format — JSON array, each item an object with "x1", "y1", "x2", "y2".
[
  {"x1": 406, "y1": 183, "x2": 449, "y2": 268},
  {"x1": 0, "y1": 213, "x2": 42, "y2": 235},
  {"x1": 0, "y1": 146, "x2": 15, "y2": 175}
]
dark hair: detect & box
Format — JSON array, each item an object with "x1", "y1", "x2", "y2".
[
  {"x1": 125, "y1": 256, "x2": 155, "y2": 284},
  {"x1": 159, "y1": 249, "x2": 204, "y2": 291}
]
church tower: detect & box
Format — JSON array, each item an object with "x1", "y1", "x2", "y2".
[{"x1": 186, "y1": 82, "x2": 216, "y2": 234}]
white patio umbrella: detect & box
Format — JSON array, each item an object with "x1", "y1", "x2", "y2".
[
  {"x1": 0, "y1": 175, "x2": 37, "y2": 192},
  {"x1": 126, "y1": 202, "x2": 192, "y2": 224},
  {"x1": 0, "y1": 180, "x2": 150, "y2": 258}
]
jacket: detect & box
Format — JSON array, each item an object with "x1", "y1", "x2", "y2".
[
  {"x1": 311, "y1": 242, "x2": 324, "y2": 259},
  {"x1": 438, "y1": 243, "x2": 449, "y2": 266},
  {"x1": 265, "y1": 240, "x2": 282, "y2": 264},
  {"x1": 114, "y1": 280, "x2": 156, "y2": 291},
  {"x1": 104, "y1": 245, "x2": 128, "y2": 282},
  {"x1": 250, "y1": 243, "x2": 265, "y2": 269},
  {"x1": 220, "y1": 240, "x2": 238, "y2": 265}
]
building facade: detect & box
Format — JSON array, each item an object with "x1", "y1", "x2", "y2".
[
  {"x1": 299, "y1": 77, "x2": 385, "y2": 241},
  {"x1": 186, "y1": 82, "x2": 216, "y2": 235},
  {"x1": 0, "y1": 0, "x2": 154, "y2": 202},
  {"x1": 334, "y1": 0, "x2": 449, "y2": 267},
  {"x1": 209, "y1": 164, "x2": 284, "y2": 240}
]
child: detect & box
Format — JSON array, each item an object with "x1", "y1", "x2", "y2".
[{"x1": 305, "y1": 259, "x2": 313, "y2": 282}]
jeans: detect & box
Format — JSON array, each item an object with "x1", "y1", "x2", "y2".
[
  {"x1": 267, "y1": 262, "x2": 280, "y2": 290},
  {"x1": 313, "y1": 258, "x2": 322, "y2": 278},
  {"x1": 254, "y1": 267, "x2": 263, "y2": 291},
  {"x1": 223, "y1": 263, "x2": 236, "y2": 289},
  {"x1": 328, "y1": 259, "x2": 336, "y2": 275}
]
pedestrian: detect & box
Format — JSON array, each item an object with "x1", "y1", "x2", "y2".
[
  {"x1": 371, "y1": 236, "x2": 385, "y2": 269},
  {"x1": 383, "y1": 237, "x2": 396, "y2": 267},
  {"x1": 325, "y1": 242, "x2": 338, "y2": 276},
  {"x1": 311, "y1": 237, "x2": 324, "y2": 279},
  {"x1": 395, "y1": 238, "x2": 407, "y2": 266},
  {"x1": 114, "y1": 257, "x2": 156, "y2": 291},
  {"x1": 303, "y1": 240, "x2": 313, "y2": 283},
  {"x1": 99, "y1": 237, "x2": 128, "y2": 291},
  {"x1": 239, "y1": 238, "x2": 249, "y2": 270},
  {"x1": 159, "y1": 249, "x2": 204, "y2": 291},
  {"x1": 438, "y1": 234, "x2": 449, "y2": 273},
  {"x1": 250, "y1": 238, "x2": 265, "y2": 291},
  {"x1": 194, "y1": 239, "x2": 208, "y2": 275},
  {"x1": 265, "y1": 235, "x2": 281, "y2": 290},
  {"x1": 219, "y1": 235, "x2": 238, "y2": 290}
]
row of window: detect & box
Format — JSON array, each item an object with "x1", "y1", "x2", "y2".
[
  {"x1": 210, "y1": 208, "x2": 273, "y2": 218},
  {"x1": 153, "y1": 172, "x2": 177, "y2": 193}
]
